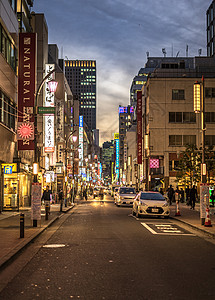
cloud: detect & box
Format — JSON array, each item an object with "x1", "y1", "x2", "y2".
[{"x1": 33, "y1": 0, "x2": 211, "y2": 144}]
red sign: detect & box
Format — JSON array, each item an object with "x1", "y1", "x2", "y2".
[
  {"x1": 137, "y1": 91, "x2": 142, "y2": 164},
  {"x1": 18, "y1": 33, "x2": 36, "y2": 150}
]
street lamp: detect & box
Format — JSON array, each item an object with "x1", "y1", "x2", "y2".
[
  {"x1": 32, "y1": 69, "x2": 58, "y2": 227},
  {"x1": 193, "y1": 76, "x2": 208, "y2": 225}
]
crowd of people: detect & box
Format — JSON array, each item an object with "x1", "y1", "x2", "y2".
[{"x1": 165, "y1": 184, "x2": 201, "y2": 210}]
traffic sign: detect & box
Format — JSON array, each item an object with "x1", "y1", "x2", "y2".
[{"x1": 38, "y1": 107, "x2": 55, "y2": 114}]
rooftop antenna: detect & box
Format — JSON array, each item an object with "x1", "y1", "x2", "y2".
[
  {"x1": 198, "y1": 49, "x2": 202, "y2": 56},
  {"x1": 162, "y1": 48, "x2": 166, "y2": 57},
  {"x1": 176, "y1": 51, "x2": 180, "y2": 58},
  {"x1": 186, "y1": 45, "x2": 189, "y2": 57}
]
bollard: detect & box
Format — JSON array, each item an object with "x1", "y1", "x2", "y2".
[
  {"x1": 20, "y1": 213, "x2": 24, "y2": 238},
  {"x1": 45, "y1": 202, "x2": 49, "y2": 220}
]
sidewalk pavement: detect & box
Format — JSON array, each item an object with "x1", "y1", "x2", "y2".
[
  {"x1": 0, "y1": 200, "x2": 215, "y2": 271},
  {"x1": 170, "y1": 202, "x2": 215, "y2": 238},
  {"x1": 0, "y1": 203, "x2": 75, "y2": 270}
]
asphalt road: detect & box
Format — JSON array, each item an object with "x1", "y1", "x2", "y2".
[{"x1": 1, "y1": 196, "x2": 215, "y2": 300}]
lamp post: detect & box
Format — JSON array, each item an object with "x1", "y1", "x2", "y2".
[
  {"x1": 32, "y1": 69, "x2": 58, "y2": 227},
  {"x1": 193, "y1": 76, "x2": 208, "y2": 225},
  {"x1": 64, "y1": 130, "x2": 77, "y2": 207}
]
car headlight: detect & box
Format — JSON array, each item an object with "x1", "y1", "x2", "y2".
[
  {"x1": 139, "y1": 201, "x2": 147, "y2": 206},
  {"x1": 163, "y1": 202, "x2": 169, "y2": 207},
  {"x1": 119, "y1": 196, "x2": 124, "y2": 200}
]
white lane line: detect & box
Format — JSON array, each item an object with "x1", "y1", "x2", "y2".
[{"x1": 141, "y1": 223, "x2": 158, "y2": 234}]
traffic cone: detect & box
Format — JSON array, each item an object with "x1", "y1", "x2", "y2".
[
  {"x1": 204, "y1": 207, "x2": 212, "y2": 227},
  {"x1": 175, "y1": 201, "x2": 181, "y2": 216}
]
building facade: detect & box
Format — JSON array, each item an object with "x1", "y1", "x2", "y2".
[
  {"x1": 64, "y1": 60, "x2": 96, "y2": 131},
  {"x1": 207, "y1": 0, "x2": 215, "y2": 57},
  {"x1": 143, "y1": 56, "x2": 215, "y2": 190}
]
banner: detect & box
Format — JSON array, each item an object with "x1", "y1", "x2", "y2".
[
  {"x1": 137, "y1": 91, "x2": 142, "y2": 164},
  {"x1": 18, "y1": 33, "x2": 36, "y2": 150}
]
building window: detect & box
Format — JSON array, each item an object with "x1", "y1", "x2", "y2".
[
  {"x1": 205, "y1": 112, "x2": 215, "y2": 123},
  {"x1": 0, "y1": 24, "x2": 17, "y2": 73},
  {"x1": 205, "y1": 135, "x2": 215, "y2": 146},
  {"x1": 172, "y1": 89, "x2": 185, "y2": 100},
  {"x1": 205, "y1": 87, "x2": 215, "y2": 98},
  {"x1": 169, "y1": 112, "x2": 196, "y2": 123},
  {"x1": 0, "y1": 90, "x2": 16, "y2": 131},
  {"x1": 183, "y1": 135, "x2": 196, "y2": 146},
  {"x1": 169, "y1": 135, "x2": 182, "y2": 146},
  {"x1": 169, "y1": 135, "x2": 196, "y2": 146}
]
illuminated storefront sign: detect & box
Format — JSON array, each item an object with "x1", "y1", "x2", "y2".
[
  {"x1": 114, "y1": 133, "x2": 119, "y2": 180},
  {"x1": 18, "y1": 33, "x2": 36, "y2": 150},
  {"x1": 150, "y1": 158, "x2": 159, "y2": 169},
  {"x1": 2, "y1": 163, "x2": 17, "y2": 174},
  {"x1": 44, "y1": 64, "x2": 55, "y2": 153},
  {"x1": 79, "y1": 116, "x2": 83, "y2": 168},
  {"x1": 137, "y1": 91, "x2": 142, "y2": 164}
]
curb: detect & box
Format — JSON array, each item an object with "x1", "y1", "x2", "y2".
[
  {"x1": 0, "y1": 205, "x2": 75, "y2": 271},
  {"x1": 171, "y1": 216, "x2": 215, "y2": 239}
]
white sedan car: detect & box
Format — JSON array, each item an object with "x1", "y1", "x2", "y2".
[{"x1": 132, "y1": 191, "x2": 170, "y2": 218}]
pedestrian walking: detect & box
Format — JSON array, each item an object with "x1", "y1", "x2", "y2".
[
  {"x1": 167, "y1": 185, "x2": 174, "y2": 205},
  {"x1": 189, "y1": 185, "x2": 197, "y2": 210},
  {"x1": 180, "y1": 188, "x2": 184, "y2": 203},
  {"x1": 83, "y1": 189, "x2": 88, "y2": 201},
  {"x1": 159, "y1": 187, "x2": 164, "y2": 195},
  {"x1": 58, "y1": 188, "x2": 63, "y2": 211},
  {"x1": 41, "y1": 185, "x2": 52, "y2": 214},
  {"x1": 175, "y1": 186, "x2": 180, "y2": 202},
  {"x1": 185, "y1": 186, "x2": 190, "y2": 206}
]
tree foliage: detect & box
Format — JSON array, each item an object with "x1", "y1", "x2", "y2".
[{"x1": 176, "y1": 144, "x2": 215, "y2": 186}]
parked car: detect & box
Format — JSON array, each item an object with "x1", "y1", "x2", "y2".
[
  {"x1": 132, "y1": 191, "x2": 170, "y2": 218},
  {"x1": 115, "y1": 187, "x2": 136, "y2": 206}
]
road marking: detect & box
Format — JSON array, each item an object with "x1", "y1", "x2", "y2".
[{"x1": 141, "y1": 223, "x2": 195, "y2": 236}]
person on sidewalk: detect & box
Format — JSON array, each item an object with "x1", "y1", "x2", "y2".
[
  {"x1": 58, "y1": 188, "x2": 63, "y2": 211},
  {"x1": 41, "y1": 185, "x2": 52, "y2": 214},
  {"x1": 83, "y1": 189, "x2": 88, "y2": 201},
  {"x1": 180, "y1": 188, "x2": 184, "y2": 203},
  {"x1": 167, "y1": 185, "x2": 174, "y2": 205},
  {"x1": 189, "y1": 185, "x2": 197, "y2": 210},
  {"x1": 185, "y1": 186, "x2": 190, "y2": 206}
]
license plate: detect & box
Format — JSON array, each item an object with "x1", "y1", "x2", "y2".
[{"x1": 152, "y1": 208, "x2": 159, "y2": 213}]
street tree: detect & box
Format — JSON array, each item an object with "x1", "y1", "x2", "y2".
[{"x1": 176, "y1": 144, "x2": 201, "y2": 187}]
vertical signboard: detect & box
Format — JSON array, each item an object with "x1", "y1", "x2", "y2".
[
  {"x1": 18, "y1": 33, "x2": 36, "y2": 150},
  {"x1": 31, "y1": 183, "x2": 42, "y2": 220},
  {"x1": 44, "y1": 64, "x2": 55, "y2": 153},
  {"x1": 56, "y1": 99, "x2": 64, "y2": 143},
  {"x1": 137, "y1": 91, "x2": 142, "y2": 164},
  {"x1": 114, "y1": 133, "x2": 119, "y2": 180},
  {"x1": 79, "y1": 116, "x2": 84, "y2": 174}
]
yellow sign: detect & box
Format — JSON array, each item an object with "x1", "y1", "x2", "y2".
[
  {"x1": 2, "y1": 163, "x2": 17, "y2": 174},
  {"x1": 114, "y1": 133, "x2": 119, "y2": 140}
]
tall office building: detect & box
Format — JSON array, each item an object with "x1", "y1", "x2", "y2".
[
  {"x1": 207, "y1": 0, "x2": 215, "y2": 57},
  {"x1": 64, "y1": 60, "x2": 96, "y2": 130}
]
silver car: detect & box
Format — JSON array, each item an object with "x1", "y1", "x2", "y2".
[
  {"x1": 132, "y1": 191, "x2": 170, "y2": 218},
  {"x1": 115, "y1": 187, "x2": 136, "y2": 206}
]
